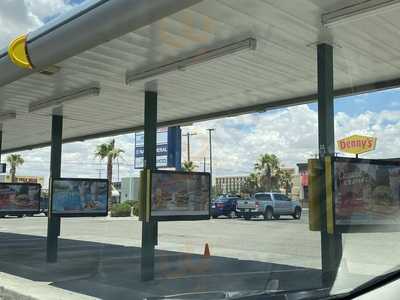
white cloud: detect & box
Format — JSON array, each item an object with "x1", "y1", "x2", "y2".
[
  {"x1": 185, "y1": 105, "x2": 400, "y2": 178},
  {"x1": 10, "y1": 134, "x2": 135, "y2": 188},
  {"x1": 184, "y1": 105, "x2": 319, "y2": 177},
  {"x1": 0, "y1": 0, "x2": 77, "y2": 50},
  {"x1": 25, "y1": 0, "x2": 71, "y2": 20},
  {"x1": 1, "y1": 105, "x2": 399, "y2": 190},
  {"x1": 7, "y1": 103, "x2": 400, "y2": 188}
]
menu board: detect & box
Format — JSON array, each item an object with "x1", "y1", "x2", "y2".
[
  {"x1": 333, "y1": 158, "x2": 400, "y2": 230},
  {"x1": 0, "y1": 183, "x2": 41, "y2": 214},
  {"x1": 150, "y1": 171, "x2": 210, "y2": 221},
  {"x1": 51, "y1": 178, "x2": 108, "y2": 217}
]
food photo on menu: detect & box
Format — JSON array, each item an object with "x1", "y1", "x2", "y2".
[
  {"x1": 0, "y1": 184, "x2": 40, "y2": 212},
  {"x1": 334, "y1": 160, "x2": 400, "y2": 226},
  {"x1": 151, "y1": 172, "x2": 210, "y2": 217},
  {"x1": 52, "y1": 179, "x2": 108, "y2": 214}
]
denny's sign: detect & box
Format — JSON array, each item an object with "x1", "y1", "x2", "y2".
[{"x1": 337, "y1": 135, "x2": 377, "y2": 155}]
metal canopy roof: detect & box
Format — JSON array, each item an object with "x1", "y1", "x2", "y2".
[{"x1": 1, "y1": 0, "x2": 400, "y2": 153}]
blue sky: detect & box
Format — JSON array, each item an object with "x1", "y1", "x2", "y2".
[
  {"x1": 308, "y1": 88, "x2": 400, "y2": 116},
  {"x1": 42, "y1": 0, "x2": 87, "y2": 23}
]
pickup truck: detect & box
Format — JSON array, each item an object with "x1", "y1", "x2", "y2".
[{"x1": 236, "y1": 192, "x2": 302, "y2": 220}]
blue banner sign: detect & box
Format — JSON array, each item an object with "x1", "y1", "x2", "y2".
[
  {"x1": 135, "y1": 145, "x2": 168, "y2": 157},
  {"x1": 134, "y1": 127, "x2": 181, "y2": 169}
]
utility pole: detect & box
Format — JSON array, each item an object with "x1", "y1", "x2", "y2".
[
  {"x1": 97, "y1": 161, "x2": 102, "y2": 178},
  {"x1": 182, "y1": 132, "x2": 197, "y2": 162},
  {"x1": 117, "y1": 158, "x2": 120, "y2": 182},
  {"x1": 203, "y1": 156, "x2": 206, "y2": 172},
  {"x1": 207, "y1": 128, "x2": 215, "y2": 187}
]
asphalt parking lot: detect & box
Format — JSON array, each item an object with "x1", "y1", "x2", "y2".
[
  {"x1": 0, "y1": 212, "x2": 399, "y2": 299},
  {"x1": 0, "y1": 211, "x2": 320, "y2": 268}
]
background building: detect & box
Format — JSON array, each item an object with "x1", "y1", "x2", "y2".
[
  {"x1": 216, "y1": 168, "x2": 303, "y2": 199},
  {"x1": 120, "y1": 177, "x2": 141, "y2": 202},
  {"x1": 296, "y1": 163, "x2": 309, "y2": 206},
  {"x1": 215, "y1": 176, "x2": 249, "y2": 194},
  {"x1": 280, "y1": 167, "x2": 299, "y2": 198},
  {"x1": 290, "y1": 173, "x2": 301, "y2": 200},
  {"x1": 0, "y1": 175, "x2": 45, "y2": 186}
]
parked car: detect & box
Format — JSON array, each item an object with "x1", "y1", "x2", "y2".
[
  {"x1": 211, "y1": 196, "x2": 239, "y2": 218},
  {"x1": 39, "y1": 196, "x2": 49, "y2": 216},
  {"x1": 0, "y1": 213, "x2": 23, "y2": 218},
  {"x1": 236, "y1": 192, "x2": 302, "y2": 220}
]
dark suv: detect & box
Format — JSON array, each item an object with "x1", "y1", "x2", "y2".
[{"x1": 211, "y1": 196, "x2": 239, "y2": 218}]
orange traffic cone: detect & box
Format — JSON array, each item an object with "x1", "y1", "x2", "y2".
[{"x1": 203, "y1": 243, "x2": 211, "y2": 257}]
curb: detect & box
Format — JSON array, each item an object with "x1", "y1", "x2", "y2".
[
  {"x1": 0, "y1": 272, "x2": 97, "y2": 300},
  {"x1": 0, "y1": 286, "x2": 37, "y2": 300}
]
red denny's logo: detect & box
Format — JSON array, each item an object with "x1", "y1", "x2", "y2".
[{"x1": 337, "y1": 135, "x2": 377, "y2": 155}]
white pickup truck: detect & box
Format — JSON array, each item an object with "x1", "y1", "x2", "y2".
[{"x1": 236, "y1": 192, "x2": 302, "y2": 220}]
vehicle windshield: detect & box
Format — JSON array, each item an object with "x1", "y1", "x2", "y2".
[
  {"x1": 1, "y1": 1, "x2": 400, "y2": 299},
  {"x1": 255, "y1": 194, "x2": 271, "y2": 200}
]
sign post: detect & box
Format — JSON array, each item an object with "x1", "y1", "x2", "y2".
[{"x1": 168, "y1": 127, "x2": 182, "y2": 170}]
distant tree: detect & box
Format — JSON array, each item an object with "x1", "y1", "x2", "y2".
[
  {"x1": 182, "y1": 161, "x2": 197, "y2": 172},
  {"x1": 7, "y1": 154, "x2": 24, "y2": 182},
  {"x1": 240, "y1": 173, "x2": 259, "y2": 194},
  {"x1": 279, "y1": 169, "x2": 293, "y2": 195},
  {"x1": 211, "y1": 185, "x2": 220, "y2": 199},
  {"x1": 95, "y1": 139, "x2": 124, "y2": 210},
  {"x1": 254, "y1": 154, "x2": 281, "y2": 192}
]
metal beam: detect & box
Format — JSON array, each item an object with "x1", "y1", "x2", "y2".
[
  {"x1": 0, "y1": 0, "x2": 204, "y2": 87},
  {"x1": 317, "y1": 43, "x2": 342, "y2": 286},
  {"x1": 141, "y1": 87, "x2": 158, "y2": 281},
  {"x1": 2, "y1": 75, "x2": 400, "y2": 155},
  {"x1": 322, "y1": 0, "x2": 400, "y2": 27},
  {"x1": 46, "y1": 114, "x2": 63, "y2": 263},
  {"x1": 318, "y1": 44, "x2": 335, "y2": 157}
]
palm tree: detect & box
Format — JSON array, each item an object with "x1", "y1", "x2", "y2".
[
  {"x1": 254, "y1": 154, "x2": 281, "y2": 192},
  {"x1": 7, "y1": 154, "x2": 24, "y2": 182},
  {"x1": 279, "y1": 169, "x2": 293, "y2": 195},
  {"x1": 95, "y1": 139, "x2": 124, "y2": 210},
  {"x1": 241, "y1": 172, "x2": 259, "y2": 194},
  {"x1": 182, "y1": 161, "x2": 197, "y2": 172}
]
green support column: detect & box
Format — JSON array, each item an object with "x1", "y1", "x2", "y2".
[
  {"x1": 141, "y1": 86, "x2": 158, "y2": 281},
  {"x1": 0, "y1": 129, "x2": 2, "y2": 164},
  {"x1": 317, "y1": 43, "x2": 343, "y2": 285},
  {"x1": 46, "y1": 114, "x2": 63, "y2": 263}
]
